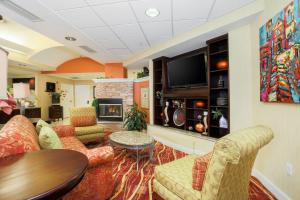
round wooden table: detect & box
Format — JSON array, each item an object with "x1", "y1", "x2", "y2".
[{"x1": 0, "y1": 149, "x2": 88, "y2": 200}]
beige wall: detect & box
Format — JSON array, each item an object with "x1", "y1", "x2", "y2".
[
  {"x1": 35, "y1": 74, "x2": 73, "y2": 120},
  {"x1": 229, "y1": 0, "x2": 299, "y2": 198}
]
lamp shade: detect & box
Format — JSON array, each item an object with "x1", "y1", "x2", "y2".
[
  {"x1": 0, "y1": 47, "x2": 8, "y2": 99},
  {"x1": 13, "y1": 83, "x2": 30, "y2": 99}
]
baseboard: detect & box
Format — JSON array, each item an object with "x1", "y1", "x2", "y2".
[
  {"x1": 251, "y1": 169, "x2": 290, "y2": 200},
  {"x1": 152, "y1": 135, "x2": 206, "y2": 155}
]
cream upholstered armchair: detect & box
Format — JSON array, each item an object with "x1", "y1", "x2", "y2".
[
  {"x1": 153, "y1": 126, "x2": 274, "y2": 200},
  {"x1": 70, "y1": 107, "x2": 104, "y2": 144}
]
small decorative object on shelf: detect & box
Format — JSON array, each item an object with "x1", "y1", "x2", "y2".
[
  {"x1": 219, "y1": 115, "x2": 228, "y2": 129},
  {"x1": 188, "y1": 126, "x2": 193, "y2": 131},
  {"x1": 216, "y1": 97, "x2": 228, "y2": 106},
  {"x1": 195, "y1": 100, "x2": 205, "y2": 108},
  {"x1": 203, "y1": 111, "x2": 208, "y2": 135},
  {"x1": 217, "y1": 75, "x2": 225, "y2": 88},
  {"x1": 163, "y1": 101, "x2": 170, "y2": 127},
  {"x1": 216, "y1": 60, "x2": 228, "y2": 70},
  {"x1": 195, "y1": 115, "x2": 205, "y2": 133},
  {"x1": 156, "y1": 90, "x2": 163, "y2": 106}
]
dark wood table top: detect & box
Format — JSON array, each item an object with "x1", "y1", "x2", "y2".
[{"x1": 0, "y1": 149, "x2": 88, "y2": 200}]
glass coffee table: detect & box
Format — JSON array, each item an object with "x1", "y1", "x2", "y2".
[{"x1": 109, "y1": 131, "x2": 155, "y2": 170}]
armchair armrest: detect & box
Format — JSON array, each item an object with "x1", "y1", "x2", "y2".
[
  {"x1": 53, "y1": 125, "x2": 75, "y2": 138},
  {"x1": 87, "y1": 146, "x2": 114, "y2": 168}
]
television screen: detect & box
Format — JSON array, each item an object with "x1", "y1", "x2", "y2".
[
  {"x1": 167, "y1": 53, "x2": 207, "y2": 88},
  {"x1": 46, "y1": 82, "x2": 55, "y2": 92}
]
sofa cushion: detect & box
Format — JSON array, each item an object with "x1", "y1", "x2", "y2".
[
  {"x1": 39, "y1": 126, "x2": 63, "y2": 149},
  {"x1": 36, "y1": 119, "x2": 51, "y2": 134},
  {"x1": 70, "y1": 107, "x2": 97, "y2": 127},
  {"x1": 0, "y1": 115, "x2": 40, "y2": 158},
  {"x1": 75, "y1": 125, "x2": 104, "y2": 136},
  {"x1": 192, "y1": 153, "x2": 212, "y2": 191},
  {"x1": 154, "y1": 155, "x2": 202, "y2": 200}
]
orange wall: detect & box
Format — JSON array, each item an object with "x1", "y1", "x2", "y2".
[
  {"x1": 42, "y1": 58, "x2": 127, "y2": 78},
  {"x1": 133, "y1": 80, "x2": 149, "y2": 123},
  {"x1": 105, "y1": 63, "x2": 127, "y2": 78}
]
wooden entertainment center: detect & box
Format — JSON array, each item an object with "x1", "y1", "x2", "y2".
[{"x1": 153, "y1": 34, "x2": 229, "y2": 138}]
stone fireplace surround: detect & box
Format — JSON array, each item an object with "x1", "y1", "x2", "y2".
[{"x1": 94, "y1": 79, "x2": 134, "y2": 122}]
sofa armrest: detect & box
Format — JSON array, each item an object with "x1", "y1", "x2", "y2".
[
  {"x1": 87, "y1": 146, "x2": 114, "y2": 168},
  {"x1": 53, "y1": 125, "x2": 75, "y2": 138}
]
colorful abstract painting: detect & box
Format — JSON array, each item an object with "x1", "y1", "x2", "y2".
[{"x1": 259, "y1": 0, "x2": 300, "y2": 103}]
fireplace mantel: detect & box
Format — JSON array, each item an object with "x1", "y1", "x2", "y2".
[{"x1": 93, "y1": 78, "x2": 134, "y2": 83}]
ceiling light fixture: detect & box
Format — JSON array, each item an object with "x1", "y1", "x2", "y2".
[
  {"x1": 145, "y1": 8, "x2": 160, "y2": 18},
  {"x1": 65, "y1": 36, "x2": 76, "y2": 41}
]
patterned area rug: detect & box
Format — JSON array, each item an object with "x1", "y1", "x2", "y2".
[{"x1": 109, "y1": 141, "x2": 276, "y2": 200}]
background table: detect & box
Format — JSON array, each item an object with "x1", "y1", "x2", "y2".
[{"x1": 0, "y1": 149, "x2": 88, "y2": 200}]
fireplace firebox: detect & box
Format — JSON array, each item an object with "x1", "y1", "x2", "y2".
[{"x1": 97, "y1": 98, "x2": 123, "y2": 122}]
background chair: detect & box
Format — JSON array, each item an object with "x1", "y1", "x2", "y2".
[
  {"x1": 153, "y1": 126, "x2": 274, "y2": 200},
  {"x1": 70, "y1": 107, "x2": 104, "y2": 144}
]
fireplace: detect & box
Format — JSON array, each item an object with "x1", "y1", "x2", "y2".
[{"x1": 97, "y1": 98, "x2": 123, "y2": 122}]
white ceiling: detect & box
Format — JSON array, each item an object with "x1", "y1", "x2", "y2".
[{"x1": 0, "y1": 0, "x2": 255, "y2": 64}]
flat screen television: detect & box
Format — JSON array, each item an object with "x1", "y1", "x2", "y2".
[
  {"x1": 167, "y1": 53, "x2": 207, "y2": 88},
  {"x1": 46, "y1": 82, "x2": 55, "y2": 92}
]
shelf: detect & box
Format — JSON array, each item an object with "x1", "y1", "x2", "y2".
[
  {"x1": 210, "y1": 105, "x2": 228, "y2": 108},
  {"x1": 210, "y1": 87, "x2": 228, "y2": 90},
  {"x1": 155, "y1": 82, "x2": 162, "y2": 85},
  {"x1": 155, "y1": 105, "x2": 163, "y2": 107},
  {"x1": 210, "y1": 125, "x2": 228, "y2": 130},
  {"x1": 210, "y1": 69, "x2": 229, "y2": 73},
  {"x1": 186, "y1": 107, "x2": 208, "y2": 110},
  {"x1": 209, "y1": 49, "x2": 228, "y2": 56},
  {"x1": 155, "y1": 68, "x2": 162, "y2": 72},
  {"x1": 187, "y1": 118, "x2": 198, "y2": 121}
]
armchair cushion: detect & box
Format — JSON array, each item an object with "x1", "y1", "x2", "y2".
[
  {"x1": 75, "y1": 125, "x2": 104, "y2": 136},
  {"x1": 154, "y1": 155, "x2": 201, "y2": 200},
  {"x1": 39, "y1": 126, "x2": 63, "y2": 149},
  {"x1": 53, "y1": 125, "x2": 75, "y2": 137},
  {"x1": 192, "y1": 153, "x2": 212, "y2": 191},
  {"x1": 70, "y1": 107, "x2": 97, "y2": 127}
]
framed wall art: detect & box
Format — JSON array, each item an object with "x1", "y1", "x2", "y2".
[{"x1": 259, "y1": 0, "x2": 300, "y2": 103}]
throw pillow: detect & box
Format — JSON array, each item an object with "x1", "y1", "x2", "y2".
[
  {"x1": 36, "y1": 119, "x2": 51, "y2": 134},
  {"x1": 192, "y1": 152, "x2": 212, "y2": 191},
  {"x1": 39, "y1": 126, "x2": 63, "y2": 149}
]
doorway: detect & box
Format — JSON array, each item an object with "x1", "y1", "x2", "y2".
[
  {"x1": 75, "y1": 85, "x2": 92, "y2": 107},
  {"x1": 60, "y1": 83, "x2": 74, "y2": 118}
]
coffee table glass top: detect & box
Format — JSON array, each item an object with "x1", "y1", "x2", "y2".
[{"x1": 109, "y1": 131, "x2": 154, "y2": 146}]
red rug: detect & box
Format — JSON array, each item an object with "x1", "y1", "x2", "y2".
[{"x1": 109, "y1": 141, "x2": 277, "y2": 200}]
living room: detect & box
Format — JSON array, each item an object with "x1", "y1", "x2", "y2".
[{"x1": 0, "y1": 0, "x2": 299, "y2": 199}]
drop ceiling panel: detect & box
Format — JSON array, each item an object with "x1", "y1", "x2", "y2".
[
  {"x1": 111, "y1": 23, "x2": 149, "y2": 52},
  {"x1": 209, "y1": 0, "x2": 255, "y2": 19},
  {"x1": 140, "y1": 21, "x2": 172, "y2": 46},
  {"x1": 92, "y1": 2, "x2": 136, "y2": 25},
  {"x1": 86, "y1": 0, "x2": 128, "y2": 6},
  {"x1": 130, "y1": 0, "x2": 171, "y2": 22},
  {"x1": 81, "y1": 26, "x2": 126, "y2": 49},
  {"x1": 173, "y1": 0, "x2": 215, "y2": 20},
  {"x1": 58, "y1": 7, "x2": 105, "y2": 28},
  {"x1": 173, "y1": 19, "x2": 206, "y2": 36},
  {"x1": 38, "y1": 0, "x2": 87, "y2": 11}
]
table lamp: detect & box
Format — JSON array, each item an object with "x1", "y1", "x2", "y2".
[{"x1": 13, "y1": 83, "x2": 30, "y2": 115}]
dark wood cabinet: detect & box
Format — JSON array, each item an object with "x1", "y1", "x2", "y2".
[
  {"x1": 24, "y1": 107, "x2": 41, "y2": 118},
  {"x1": 0, "y1": 107, "x2": 41, "y2": 124},
  {"x1": 152, "y1": 34, "x2": 230, "y2": 139},
  {"x1": 49, "y1": 105, "x2": 63, "y2": 121}
]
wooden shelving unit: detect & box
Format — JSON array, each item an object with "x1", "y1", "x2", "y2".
[
  {"x1": 207, "y1": 34, "x2": 230, "y2": 138},
  {"x1": 152, "y1": 34, "x2": 230, "y2": 138}
]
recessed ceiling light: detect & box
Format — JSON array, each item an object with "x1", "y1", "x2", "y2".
[
  {"x1": 145, "y1": 8, "x2": 160, "y2": 18},
  {"x1": 65, "y1": 36, "x2": 76, "y2": 41}
]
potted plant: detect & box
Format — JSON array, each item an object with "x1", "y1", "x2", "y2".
[{"x1": 124, "y1": 103, "x2": 147, "y2": 131}]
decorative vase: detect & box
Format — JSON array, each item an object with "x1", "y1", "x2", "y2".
[
  {"x1": 195, "y1": 123, "x2": 205, "y2": 133},
  {"x1": 219, "y1": 115, "x2": 228, "y2": 129},
  {"x1": 163, "y1": 101, "x2": 169, "y2": 127},
  {"x1": 195, "y1": 101, "x2": 205, "y2": 108},
  {"x1": 216, "y1": 60, "x2": 228, "y2": 70}
]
